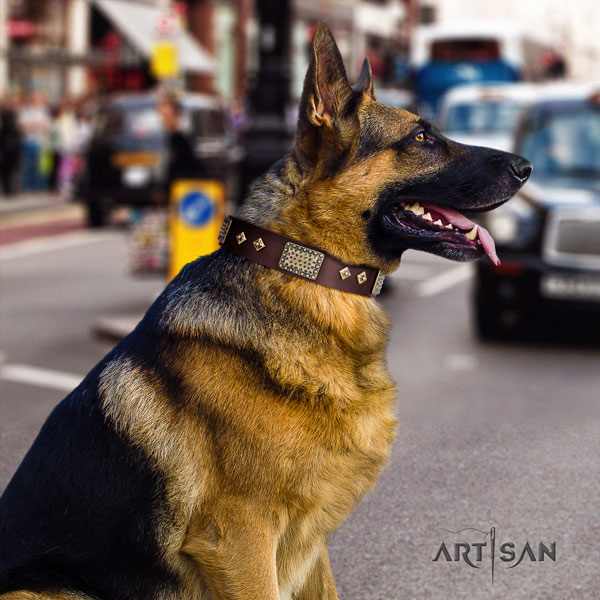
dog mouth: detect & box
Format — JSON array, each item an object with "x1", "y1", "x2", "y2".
[{"x1": 383, "y1": 200, "x2": 500, "y2": 265}]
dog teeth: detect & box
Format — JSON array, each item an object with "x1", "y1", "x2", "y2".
[
  {"x1": 422, "y1": 212, "x2": 433, "y2": 221},
  {"x1": 433, "y1": 219, "x2": 443, "y2": 227},
  {"x1": 465, "y1": 225, "x2": 478, "y2": 240},
  {"x1": 402, "y1": 202, "x2": 425, "y2": 216},
  {"x1": 445, "y1": 223, "x2": 453, "y2": 229}
]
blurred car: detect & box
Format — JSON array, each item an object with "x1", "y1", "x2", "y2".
[
  {"x1": 438, "y1": 82, "x2": 540, "y2": 151},
  {"x1": 472, "y1": 83, "x2": 600, "y2": 339},
  {"x1": 76, "y1": 93, "x2": 242, "y2": 227},
  {"x1": 375, "y1": 88, "x2": 416, "y2": 112}
]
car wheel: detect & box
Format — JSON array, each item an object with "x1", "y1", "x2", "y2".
[
  {"x1": 474, "y1": 298, "x2": 521, "y2": 340},
  {"x1": 87, "y1": 195, "x2": 110, "y2": 228},
  {"x1": 475, "y1": 301, "x2": 501, "y2": 340}
]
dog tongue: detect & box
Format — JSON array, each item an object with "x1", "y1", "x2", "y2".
[
  {"x1": 427, "y1": 204, "x2": 500, "y2": 266},
  {"x1": 477, "y1": 226, "x2": 500, "y2": 266}
]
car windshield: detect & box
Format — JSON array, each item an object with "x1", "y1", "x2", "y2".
[
  {"x1": 97, "y1": 103, "x2": 162, "y2": 139},
  {"x1": 518, "y1": 105, "x2": 600, "y2": 178},
  {"x1": 443, "y1": 101, "x2": 525, "y2": 133},
  {"x1": 95, "y1": 102, "x2": 225, "y2": 139},
  {"x1": 431, "y1": 39, "x2": 500, "y2": 62}
]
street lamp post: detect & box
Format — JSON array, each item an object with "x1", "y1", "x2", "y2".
[{"x1": 239, "y1": 0, "x2": 292, "y2": 203}]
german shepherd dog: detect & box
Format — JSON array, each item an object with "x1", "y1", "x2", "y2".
[{"x1": 0, "y1": 25, "x2": 531, "y2": 600}]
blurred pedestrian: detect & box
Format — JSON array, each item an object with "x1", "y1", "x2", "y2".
[
  {"x1": 228, "y1": 99, "x2": 247, "y2": 136},
  {"x1": 18, "y1": 92, "x2": 50, "y2": 191},
  {"x1": 55, "y1": 99, "x2": 79, "y2": 192},
  {"x1": 543, "y1": 51, "x2": 567, "y2": 79},
  {"x1": 47, "y1": 105, "x2": 62, "y2": 191},
  {"x1": 0, "y1": 99, "x2": 23, "y2": 196},
  {"x1": 73, "y1": 104, "x2": 93, "y2": 155},
  {"x1": 65, "y1": 104, "x2": 94, "y2": 196},
  {"x1": 157, "y1": 94, "x2": 206, "y2": 195}
]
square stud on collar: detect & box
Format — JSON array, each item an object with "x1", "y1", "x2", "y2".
[
  {"x1": 253, "y1": 238, "x2": 266, "y2": 251},
  {"x1": 339, "y1": 267, "x2": 351, "y2": 280},
  {"x1": 236, "y1": 232, "x2": 247, "y2": 244},
  {"x1": 357, "y1": 271, "x2": 367, "y2": 284}
]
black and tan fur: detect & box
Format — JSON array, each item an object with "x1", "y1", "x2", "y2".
[{"x1": 0, "y1": 25, "x2": 531, "y2": 599}]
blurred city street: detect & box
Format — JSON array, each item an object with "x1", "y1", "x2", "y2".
[
  {"x1": 1, "y1": 211, "x2": 599, "y2": 598},
  {"x1": 2, "y1": 0, "x2": 600, "y2": 597}
]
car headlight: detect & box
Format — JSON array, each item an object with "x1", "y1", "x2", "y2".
[
  {"x1": 480, "y1": 195, "x2": 537, "y2": 248},
  {"x1": 123, "y1": 166, "x2": 152, "y2": 188}
]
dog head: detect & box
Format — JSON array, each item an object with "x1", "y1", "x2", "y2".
[{"x1": 284, "y1": 24, "x2": 532, "y2": 272}]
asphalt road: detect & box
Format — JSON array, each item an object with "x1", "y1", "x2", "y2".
[{"x1": 1, "y1": 225, "x2": 599, "y2": 599}]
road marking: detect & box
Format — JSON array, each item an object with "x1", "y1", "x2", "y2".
[
  {"x1": 402, "y1": 251, "x2": 449, "y2": 265},
  {"x1": 0, "y1": 363, "x2": 83, "y2": 393},
  {"x1": 388, "y1": 265, "x2": 434, "y2": 281},
  {"x1": 443, "y1": 354, "x2": 479, "y2": 371},
  {"x1": 0, "y1": 231, "x2": 119, "y2": 261},
  {"x1": 415, "y1": 264, "x2": 472, "y2": 297}
]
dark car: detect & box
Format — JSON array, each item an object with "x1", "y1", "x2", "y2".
[
  {"x1": 472, "y1": 84, "x2": 600, "y2": 339},
  {"x1": 77, "y1": 93, "x2": 242, "y2": 227}
]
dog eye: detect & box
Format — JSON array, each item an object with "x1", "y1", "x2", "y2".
[{"x1": 414, "y1": 132, "x2": 425, "y2": 142}]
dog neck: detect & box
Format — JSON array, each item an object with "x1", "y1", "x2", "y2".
[{"x1": 210, "y1": 154, "x2": 393, "y2": 357}]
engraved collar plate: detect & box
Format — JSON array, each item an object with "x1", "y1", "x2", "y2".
[{"x1": 279, "y1": 242, "x2": 325, "y2": 280}]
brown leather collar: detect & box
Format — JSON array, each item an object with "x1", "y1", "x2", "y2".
[{"x1": 218, "y1": 216, "x2": 385, "y2": 297}]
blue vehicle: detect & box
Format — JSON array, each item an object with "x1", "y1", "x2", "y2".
[{"x1": 411, "y1": 22, "x2": 553, "y2": 117}]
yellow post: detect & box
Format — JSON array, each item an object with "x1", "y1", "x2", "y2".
[
  {"x1": 150, "y1": 40, "x2": 179, "y2": 80},
  {"x1": 168, "y1": 179, "x2": 225, "y2": 280}
]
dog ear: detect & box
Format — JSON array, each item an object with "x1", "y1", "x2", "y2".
[
  {"x1": 296, "y1": 23, "x2": 357, "y2": 167},
  {"x1": 354, "y1": 58, "x2": 375, "y2": 99}
]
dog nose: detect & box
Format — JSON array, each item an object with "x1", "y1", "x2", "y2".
[{"x1": 509, "y1": 156, "x2": 533, "y2": 183}]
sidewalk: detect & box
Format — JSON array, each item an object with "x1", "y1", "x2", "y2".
[
  {"x1": 0, "y1": 191, "x2": 69, "y2": 217},
  {"x1": 0, "y1": 191, "x2": 86, "y2": 246}
]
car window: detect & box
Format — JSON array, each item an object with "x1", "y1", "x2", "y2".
[
  {"x1": 443, "y1": 101, "x2": 525, "y2": 133},
  {"x1": 126, "y1": 108, "x2": 162, "y2": 138},
  {"x1": 94, "y1": 101, "x2": 227, "y2": 140},
  {"x1": 519, "y1": 106, "x2": 600, "y2": 178},
  {"x1": 94, "y1": 108, "x2": 123, "y2": 137},
  {"x1": 95, "y1": 105, "x2": 162, "y2": 139},
  {"x1": 189, "y1": 109, "x2": 226, "y2": 137},
  {"x1": 431, "y1": 39, "x2": 500, "y2": 62}
]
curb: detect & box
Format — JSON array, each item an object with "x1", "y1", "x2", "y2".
[
  {"x1": 0, "y1": 193, "x2": 68, "y2": 216},
  {"x1": 91, "y1": 314, "x2": 143, "y2": 342}
]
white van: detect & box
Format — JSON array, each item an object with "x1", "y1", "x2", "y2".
[{"x1": 438, "y1": 82, "x2": 540, "y2": 151}]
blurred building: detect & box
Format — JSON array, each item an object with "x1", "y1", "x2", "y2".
[
  {"x1": 3, "y1": 0, "x2": 597, "y2": 105},
  {"x1": 1, "y1": 0, "x2": 417, "y2": 102},
  {"x1": 289, "y1": 1, "x2": 415, "y2": 97},
  {"x1": 0, "y1": 0, "x2": 215, "y2": 100},
  {"x1": 2, "y1": 0, "x2": 89, "y2": 99}
]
